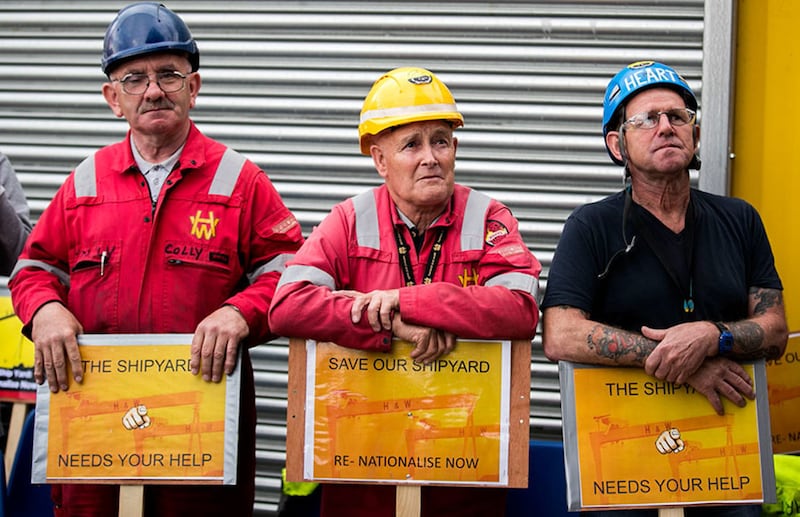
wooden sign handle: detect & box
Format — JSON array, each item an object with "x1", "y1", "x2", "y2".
[
  {"x1": 658, "y1": 508, "x2": 684, "y2": 516},
  {"x1": 396, "y1": 485, "x2": 421, "y2": 517},
  {"x1": 118, "y1": 485, "x2": 144, "y2": 517},
  {"x1": 3, "y1": 402, "x2": 27, "y2": 482}
]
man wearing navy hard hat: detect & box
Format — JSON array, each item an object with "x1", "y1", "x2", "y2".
[
  {"x1": 541, "y1": 61, "x2": 787, "y2": 516},
  {"x1": 10, "y1": 3, "x2": 303, "y2": 515}
]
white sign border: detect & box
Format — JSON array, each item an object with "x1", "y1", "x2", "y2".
[{"x1": 32, "y1": 333, "x2": 241, "y2": 485}]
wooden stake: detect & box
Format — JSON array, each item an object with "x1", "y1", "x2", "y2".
[
  {"x1": 396, "y1": 485, "x2": 421, "y2": 517},
  {"x1": 4, "y1": 402, "x2": 27, "y2": 482},
  {"x1": 658, "y1": 508, "x2": 685, "y2": 517},
  {"x1": 118, "y1": 485, "x2": 144, "y2": 517}
]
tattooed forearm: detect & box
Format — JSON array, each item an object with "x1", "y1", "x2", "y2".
[
  {"x1": 729, "y1": 320, "x2": 783, "y2": 360},
  {"x1": 587, "y1": 325, "x2": 656, "y2": 365},
  {"x1": 732, "y1": 321, "x2": 764, "y2": 357},
  {"x1": 749, "y1": 287, "x2": 783, "y2": 316}
]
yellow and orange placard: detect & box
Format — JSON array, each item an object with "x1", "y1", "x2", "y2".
[
  {"x1": 766, "y1": 332, "x2": 800, "y2": 454},
  {"x1": 560, "y1": 361, "x2": 775, "y2": 511},
  {"x1": 0, "y1": 289, "x2": 36, "y2": 402},
  {"x1": 32, "y1": 334, "x2": 240, "y2": 484},
  {"x1": 287, "y1": 338, "x2": 531, "y2": 487}
]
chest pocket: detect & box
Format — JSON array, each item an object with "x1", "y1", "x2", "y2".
[
  {"x1": 68, "y1": 240, "x2": 123, "y2": 332},
  {"x1": 159, "y1": 197, "x2": 243, "y2": 329}
]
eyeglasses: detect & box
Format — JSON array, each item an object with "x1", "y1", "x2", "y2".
[
  {"x1": 622, "y1": 108, "x2": 696, "y2": 130},
  {"x1": 112, "y1": 70, "x2": 189, "y2": 95}
]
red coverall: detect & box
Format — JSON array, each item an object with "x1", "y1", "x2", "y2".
[
  {"x1": 269, "y1": 183, "x2": 541, "y2": 517},
  {"x1": 11, "y1": 122, "x2": 303, "y2": 516}
]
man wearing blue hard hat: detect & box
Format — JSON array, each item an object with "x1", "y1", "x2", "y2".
[
  {"x1": 10, "y1": 2, "x2": 303, "y2": 515},
  {"x1": 541, "y1": 61, "x2": 787, "y2": 516}
]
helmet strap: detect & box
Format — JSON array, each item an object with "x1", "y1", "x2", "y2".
[
  {"x1": 618, "y1": 125, "x2": 631, "y2": 178},
  {"x1": 689, "y1": 125, "x2": 702, "y2": 170}
]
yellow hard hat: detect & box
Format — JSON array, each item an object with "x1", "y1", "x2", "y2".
[{"x1": 358, "y1": 67, "x2": 464, "y2": 155}]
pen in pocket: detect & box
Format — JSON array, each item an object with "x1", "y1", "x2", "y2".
[{"x1": 100, "y1": 250, "x2": 107, "y2": 276}]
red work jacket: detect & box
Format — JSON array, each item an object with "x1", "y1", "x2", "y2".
[
  {"x1": 268, "y1": 183, "x2": 540, "y2": 517},
  {"x1": 270, "y1": 183, "x2": 541, "y2": 351},
  {"x1": 11, "y1": 123, "x2": 303, "y2": 340}
]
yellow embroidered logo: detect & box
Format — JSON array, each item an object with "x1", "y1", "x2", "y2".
[
  {"x1": 190, "y1": 210, "x2": 219, "y2": 240},
  {"x1": 458, "y1": 267, "x2": 480, "y2": 288}
]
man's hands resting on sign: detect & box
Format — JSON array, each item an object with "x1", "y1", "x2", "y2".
[
  {"x1": 342, "y1": 289, "x2": 456, "y2": 363},
  {"x1": 30, "y1": 302, "x2": 249, "y2": 394},
  {"x1": 684, "y1": 356, "x2": 755, "y2": 416},
  {"x1": 639, "y1": 322, "x2": 755, "y2": 416},
  {"x1": 31, "y1": 301, "x2": 85, "y2": 393},
  {"x1": 641, "y1": 321, "x2": 721, "y2": 384}
]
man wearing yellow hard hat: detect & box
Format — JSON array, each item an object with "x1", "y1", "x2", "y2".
[{"x1": 269, "y1": 67, "x2": 542, "y2": 516}]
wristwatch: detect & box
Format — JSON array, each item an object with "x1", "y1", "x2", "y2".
[{"x1": 714, "y1": 322, "x2": 734, "y2": 355}]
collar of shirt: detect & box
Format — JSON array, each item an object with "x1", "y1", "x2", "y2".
[
  {"x1": 131, "y1": 136, "x2": 184, "y2": 177},
  {"x1": 131, "y1": 136, "x2": 184, "y2": 201},
  {"x1": 395, "y1": 208, "x2": 443, "y2": 253}
]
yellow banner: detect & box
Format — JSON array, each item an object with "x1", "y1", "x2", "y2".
[
  {"x1": 0, "y1": 292, "x2": 35, "y2": 401},
  {"x1": 561, "y1": 362, "x2": 773, "y2": 510},
  {"x1": 306, "y1": 340, "x2": 510, "y2": 485},
  {"x1": 766, "y1": 333, "x2": 800, "y2": 454},
  {"x1": 34, "y1": 335, "x2": 239, "y2": 484}
]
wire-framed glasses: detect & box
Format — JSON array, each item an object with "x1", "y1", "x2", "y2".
[
  {"x1": 622, "y1": 108, "x2": 696, "y2": 130},
  {"x1": 112, "y1": 70, "x2": 189, "y2": 95}
]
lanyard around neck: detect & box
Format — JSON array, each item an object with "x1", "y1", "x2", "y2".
[
  {"x1": 630, "y1": 190, "x2": 696, "y2": 317},
  {"x1": 393, "y1": 225, "x2": 447, "y2": 286}
]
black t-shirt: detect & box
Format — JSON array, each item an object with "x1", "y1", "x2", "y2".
[{"x1": 541, "y1": 188, "x2": 782, "y2": 332}]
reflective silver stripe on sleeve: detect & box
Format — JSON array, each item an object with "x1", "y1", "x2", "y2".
[
  {"x1": 276, "y1": 264, "x2": 336, "y2": 292},
  {"x1": 246, "y1": 253, "x2": 294, "y2": 284},
  {"x1": 73, "y1": 155, "x2": 97, "y2": 197},
  {"x1": 208, "y1": 148, "x2": 247, "y2": 196},
  {"x1": 352, "y1": 189, "x2": 380, "y2": 250},
  {"x1": 9, "y1": 259, "x2": 71, "y2": 287},
  {"x1": 485, "y1": 272, "x2": 540, "y2": 299},
  {"x1": 461, "y1": 189, "x2": 491, "y2": 251}
]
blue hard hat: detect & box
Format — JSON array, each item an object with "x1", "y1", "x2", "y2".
[
  {"x1": 102, "y1": 2, "x2": 199, "y2": 75},
  {"x1": 602, "y1": 61, "x2": 698, "y2": 166}
]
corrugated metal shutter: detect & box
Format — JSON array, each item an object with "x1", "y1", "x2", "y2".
[{"x1": 0, "y1": 1, "x2": 714, "y2": 514}]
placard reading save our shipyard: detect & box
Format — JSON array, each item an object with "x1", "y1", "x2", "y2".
[
  {"x1": 766, "y1": 332, "x2": 800, "y2": 454},
  {"x1": 0, "y1": 287, "x2": 36, "y2": 402},
  {"x1": 560, "y1": 361, "x2": 775, "y2": 511},
  {"x1": 304, "y1": 339, "x2": 511, "y2": 485},
  {"x1": 32, "y1": 334, "x2": 240, "y2": 484}
]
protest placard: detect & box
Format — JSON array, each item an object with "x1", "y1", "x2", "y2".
[
  {"x1": 560, "y1": 361, "x2": 775, "y2": 511},
  {"x1": 33, "y1": 334, "x2": 240, "y2": 485}
]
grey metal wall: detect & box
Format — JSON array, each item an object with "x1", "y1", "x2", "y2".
[{"x1": 0, "y1": 1, "x2": 711, "y2": 514}]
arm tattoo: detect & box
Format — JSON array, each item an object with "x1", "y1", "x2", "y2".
[
  {"x1": 750, "y1": 287, "x2": 782, "y2": 316},
  {"x1": 586, "y1": 324, "x2": 656, "y2": 365},
  {"x1": 731, "y1": 320, "x2": 782, "y2": 360}
]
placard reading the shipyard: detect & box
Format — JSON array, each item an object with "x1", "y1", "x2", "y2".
[
  {"x1": 304, "y1": 339, "x2": 511, "y2": 485},
  {"x1": 766, "y1": 333, "x2": 800, "y2": 454},
  {"x1": 560, "y1": 361, "x2": 775, "y2": 511},
  {"x1": 32, "y1": 334, "x2": 240, "y2": 484},
  {"x1": 0, "y1": 290, "x2": 36, "y2": 402}
]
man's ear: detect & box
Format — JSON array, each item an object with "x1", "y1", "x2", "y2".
[
  {"x1": 606, "y1": 131, "x2": 624, "y2": 162},
  {"x1": 370, "y1": 143, "x2": 388, "y2": 180},
  {"x1": 101, "y1": 82, "x2": 124, "y2": 118},
  {"x1": 693, "y1": 124, "x2": 700, "y2": 152},
  {"x1": 187, "y1": 72, "x2": 201, "y2": 109}
]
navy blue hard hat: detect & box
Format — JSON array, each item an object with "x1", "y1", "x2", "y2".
[
  {"x1": 102, "y1": 2, "x2": 199, "y2": 75},
  {"x1": 602, "y1": 61, "x2": 698, "y2": 166}
]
